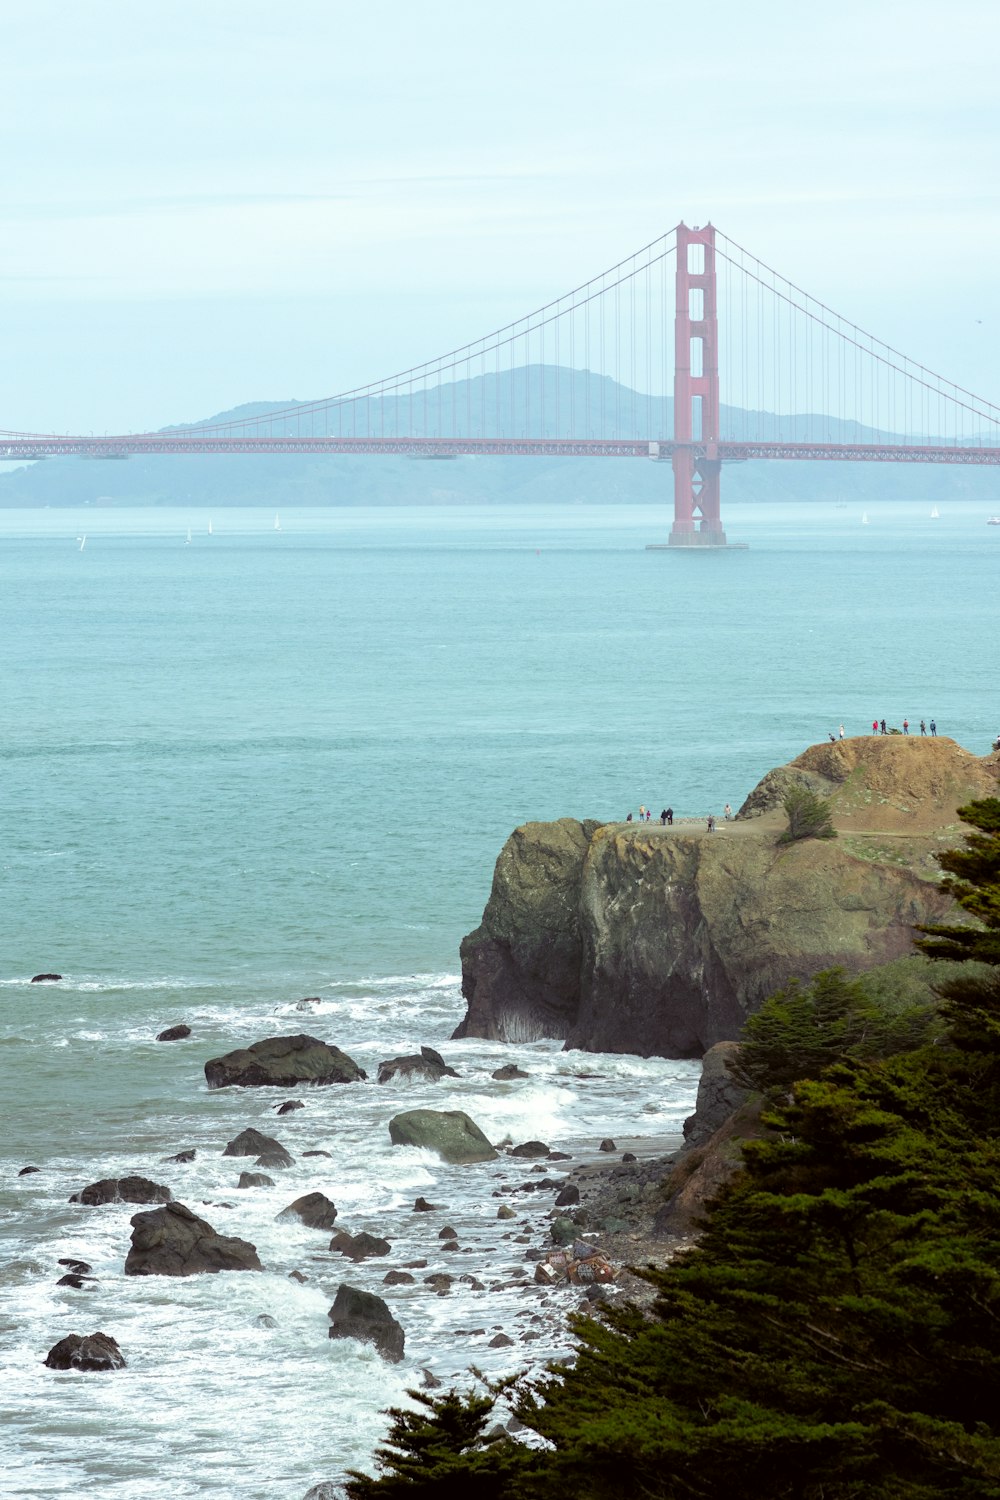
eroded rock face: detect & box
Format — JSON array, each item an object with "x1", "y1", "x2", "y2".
[
  {"x1": 205, "y1": 1034, "x2": 366, "y2": 1089},
  {"x1": 328, "y1": 1283, "x2": 404, "y2": 1362},
  {"x1": 75, "y1": 1176, "x2": 172, "y2": 1207},
  {"x1": 683, "y1": 1043, "x2": 749, "y2": 1148},
  {"x1": 388, "y1": 1109, "x2": 497, "y2": 1164},
  {"x1": 453, "y1": 818, "x2": 602, "y2": 1043},
  {"x1": 454, "y1": 740, "x2": 998, "y2": 1058},
  {"x1": 44, "y1": 1332, "x2": 125, "y2": 1371},
  {"x1": 377, "y1": 1049, "x2": 459, "y2": 1084},
  {"x1": 277, "y1": 1192, "x2": 338, "y2": 1230},
  {"x1": 124, "y1": 1202, "x2": 263, "y2": 1276}
]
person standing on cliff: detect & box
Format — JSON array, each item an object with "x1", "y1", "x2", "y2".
[
  {"x1": 903, "y1": 719, "x2": 909, "y2": 734},
  {"x1": 930, "y1": 719, "x2": 937, "y2": 736},
  {"x1": 872, "y1": 719, "x2": 879, "y2": 735},
  {"x1": 707, "y1": 814, "x2": 716, "y2": 832},
  {"x1": 920, "y1": 719, "x2": 927, "y2": 735},
  {"x1": 660, "y1": 809, "x2": 668, "y2": 825},
  {"x1": 665, "y1": 807, "x2": 674, "y2": 825},
  {"x1": 724, "y1": 804, "x2": 732, "y2": 820},
  {"x1": 839, "y1": 724, "x2": 845, "y2": 739},
  {"x1": 880, "y1": 719, "x2": 887, "y2": 735}
]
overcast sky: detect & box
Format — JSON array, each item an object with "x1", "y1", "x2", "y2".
[{"x1": 1, "y1": 0, "x2": 998, "y2": 433}]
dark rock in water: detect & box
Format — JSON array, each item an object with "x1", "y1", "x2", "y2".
[
  {"x1": 682, "y1": 1041, "x2": 749, "y2": 1147},
  {"x1": 377, "y1": 1050, "x2": 459, "y2": 1084},
  {"x1": 77, "y1": 1176, "x2": 172, "y2": 1207},
  {"x1": 510, "y1": 1140, "x2": 550, "y2": 1158},
  {"x1": 255, "y1": 1148, "x2": 294, "y2": 1170},
  {"x1": 18, "y1": 1166, "x2": 41, "y2": 1176},
  {"x1": 555, "y1": 1184, "x2": 581, "y2": 1206},
  {"x1": 276, "y1": 1192, "x2": 338, "y2": 1230},
  {"x1": 276, "y1": 1100, "x2": 304, "y2": 1115},
  {"x1": 413, "y1": 1197, "x2": 440, "y2": 1212},
  {"x1": 420, "y1": 1368, "x2": 442, "y2": 1389},
  {"x1": 329, "y1": 1229, "x2": 391, "y2": 1262},
  {"x1": 383, "y1": 1270, "x2": 415, "y2": 1285},
  {"x1": 295, "y1": 997, "x2": 322, "y2": 1010},
  {"x1": 492, "y1": 1064, "x2": 529, "y2": 1081},
  {"x1": 489, "y1": 1332, "x2": 515, "y2": 1348},
  {"x1": 621, "y1": 1151, "x2": 637, "y2": 1163},
  {"x1": 599, "y1": 1139, "x2": 616, "y2": 1153},
  {"x1": 31, "y1": 973, "x2": 62, "y2": 984},
  {"x1": 44, "y1": 1331, "x2": 125, "y2": 1371},
  {"x1": 58, "y1": 1258, "x2": 93, "y2": 1274},
  {"x1": 549, "y1": 1151, "x2": 571, "y2": 1161},
  {"x1": 302, "y1": 1484, "x2": 344, "y2": 1500},
  {"x1": 164, "y1": 1149, "x2": 196, "y2": 1164},
  {"x1": 56, "y1": 1273, "x2": 97, "y2": 1289},
  {"x1": 424, "y1": 1273, "x2": 453, "y2": 1292},
  {"x1": 124, "y1": 1201, "x2": 263, "y2": 1276},
  {"x1": 438, "y1": 1225, "x2": 458, "y2": 1240},
  {"x1": 288, "y1": 1270, "x2": 309, "y2": 1284},
  {"x1": 205, "y1": 1034, "x2": 366, "y2": 1089},
  {"x1": 254, "y1": 1313, "x2": 278, "y2": 1329},
  {"x1": 497, "y1": 1205, "x2": 516, "y2": 1220},
  {"x1": 155, "y1": 1024, "x2": 191, "y2": 1042},
  {"x1": 328, "y1": 1283, "x2": 404, "y2": 1363},
  {"x1": 302, "y1": 1149, "x2": 331, "y2": 1158},
  {"x1": 238, "y1": 1172, "x2": 275, "y2": 1190},
  {"x1": 222, "y1": 1129, "x2": 288, "y2": 1160},
  {"x1": 388, "y1": 1109, "x2": 496, "y2": 1164}
]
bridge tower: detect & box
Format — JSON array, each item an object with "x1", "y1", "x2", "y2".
[{"x1": 669, "y1": 223, "x2": 726, "y2": 546}]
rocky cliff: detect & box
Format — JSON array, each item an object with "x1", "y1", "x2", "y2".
[{"x1": 453, "y1": 737, "x2": 999, "y2": 1058}]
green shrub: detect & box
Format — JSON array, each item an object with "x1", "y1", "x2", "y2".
[{"x1": 777, "y1": 783, "x2": 836, "y2": 843}]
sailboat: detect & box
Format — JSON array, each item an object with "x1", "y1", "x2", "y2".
[
  {"x1": 185, "y1": 527, "x2": 192, "y2": 545},
  {"x1": 861, "y1": 512, "x2": 869, "y2": 526},
  {"x1": 208, "y1": 519, "x2": 213, "y2": 536},
  {"x1": 930, "y1": 506, "x2": 940, "y2": 519},
  {"x1": 274, "y1": 514, "x2": 281, "y2": 531},
  {"x1": 77, "y1": 534, "x2": 87, "y2": 550}
]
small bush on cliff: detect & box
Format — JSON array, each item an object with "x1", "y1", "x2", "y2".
[
  {"x1": 777, "y1": 783, "x2": 836, "y2": 843},
  {"x1": 728, "y1": 965, "x2": 942, "y2": 1099}
]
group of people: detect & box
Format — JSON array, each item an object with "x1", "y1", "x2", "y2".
[
  {"x1": 871, "y1": 718, "x2": 936, "y2": 736},
  {"x1": 625, "y1": 803, "x2": 734, "y2": 829}
]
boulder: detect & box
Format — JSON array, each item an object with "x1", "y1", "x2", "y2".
[
  {"x1": 58, "y1": 1258, "x2": 92, "y2": 1274},
  {"x1": 163, "y1": 1149, "x2": 196, "y2": 1163},
  {"x1": 31, "y1": 973, "x2": 62, "y2": 983},
  {"x1": 510, "y1": 1140, "x2": 549, "y2": 1158},
  {"x1": 492, "y1": 1064, "x2": 529, "y2": 1081},
  {"x1": 44, "y1": 1332, "x2": 125, "y2": 1371},
  {"x1": 276, "y1": 1100, "x2": 304, "y2": 1115},
  {"x1": 156, "y1": 1024, "x2": 191, "y2": 1042},
  {"x1": 329, "y1": 1229, "x2": 391, "y2": 1261},
  {"x1": 454, "y1": 740, "x2": 997, "y2": 1058},
  {"x1": 56, "y1": 1273, "x2": 96, "y2": 1289},
  {"x1": 388, "y1": 1109, "x2": 497, "y2": 1164},
  {"x1": 328, "y1": 1283, "x2": 404, "y2": 1362},
  {"x1": 276, "y1": 1192, "x2": 338, "y2": 1230},
  {"x1": 238, "y1": 1172, "x2": 275, "y2": 1189},
  {"x1": 18, "y1": 1166, "x2": 40, "y2": 1176},
  {"x1": 377, "y1": 1050, "x2": 459, "y2": 1084},
  {"x1": 222, "y1": 1128, "x2": 288, "y2": 1160},
  {"x1": 205, "y1": 1034, "x2": 366, "y2": 1089},
  {"x1": 255, "y1": 1148, "x2": 294, "y2": 1170},
  {"x1": 303, "y1": 1485, "x2": 344, "y2": 1500},
  {"x1": 683, "y1": 1041, "x2": 750, "y2": 1148},
  {"x1": 75, "y1": 1176, "x2": 172, "y2": 1207},
  {"x1": 124, "y1": 1201, "x2": 262, "y2": 1276}
]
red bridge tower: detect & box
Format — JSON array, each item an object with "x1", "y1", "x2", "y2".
[{"x1": 669, "y1": 223, "x2": 726, "y2": 546}]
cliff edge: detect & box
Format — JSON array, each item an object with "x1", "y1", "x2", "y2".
[{"x1": 453, "y1": 737, "x2": 999, "y2": 1057}]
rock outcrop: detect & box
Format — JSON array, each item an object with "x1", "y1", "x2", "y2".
[
  {"x1": 205, "y1": 1034, "x2": 366, "y2": 1089},
  {"x1": 43, "y1": 1332, "x2": 126, "y2": 1371},
  {"x1": 377, "y1": 1046, "x2": 459, "y2": 1084},
  {"x1": 454, "y1": 739, "x2": 999, "y2": 1057},
  {"x1": 388, "y1": 1108, "x2": 497, "y2": 1163},
  {"x1": 124, "y1": 1202, "x2": 263, "y2": 1276},
  {"x1": 74, "y1": 1176, "x2": 172, "y2": 1207},
  {"x1": 328, "y1": 1283, "x2": 405, "y2": 1362},
  {"x1": 277, "y1": 1192, "x2": 338, "y2": 1230}
]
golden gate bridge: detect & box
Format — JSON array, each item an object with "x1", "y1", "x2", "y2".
[{"x1": 3, "y1": 223, "x2": 998, "y2": 547}]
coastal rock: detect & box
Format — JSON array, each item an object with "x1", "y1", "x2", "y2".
[
  {"x1": 31, "y1": 973, "x2": 62, "y2": 983},
  {"x1": 377, "y1": 1049, "x2": 459, "y2": 1084},
  {"x1": 454, "y1": 817, "x2": 602, "y2": 1043},
  {"x1": 76, "y1": 1176, "x2": 172, "y2": 1207},
  {"x1": 454, "y1": 740, "x2": 997, "y2": 1057},
  {"x1": 276, "y1": 1100, "x2": 304, "y2": 1115},
  {"x1": 510, "y1": 1140, "x2": 550, "y2": 1158},
  {"x1": 238, "y1": 1172, "x2": 275, "y2": 1189},
  {"x1": 328, "y1": 1283, "x2": 405, "y2": 1363},
  {"x1": 164, "y1": 1149, "x2": 196, "y2": 1163},
  {"x1": 204, "y1": 1034, "x2": 366, "y2": 1089},
  {"x1": 653, "y1": 1099, "x2": 769, "y2": 1239},
  {"x1": 222, "y1": 1128, "x2": 288, "y2": 1160},
  {"x1": 683, "y1": 1042, "x2": 749, "y2": 1147},
  {"x1": 124, "y1": 1201, "x2": 263, "y2": 1276},
  {"x1": 388, "y1": 1109, "x2": 497, "y2": 1164},
  {"x1": 255, "y1": 1148, "x2": 294, "y2": 1169},
  {"x1": 18, "y1": 1166, "x2": 41, "y2": 1175},
  {"x1": 492, "y1": 1064, "x2": 529, "y2": 1080},
  {"x1": 276, "y1": 1192, "x2": 338, "y2": 1230},
  {"x1": 43, "y1": 1332, "x2": 125, "y2": 1371},
  {"x1": 329, "y1": 1229, "x2": 391, "y2": 1261},
  {"x1": 155, "y1": 1024, "x2": 191, "y2": 1042}
]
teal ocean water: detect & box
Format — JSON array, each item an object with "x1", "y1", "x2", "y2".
[{"x1": 0, "y1": 499, "x2": 996, "y2": 1498}]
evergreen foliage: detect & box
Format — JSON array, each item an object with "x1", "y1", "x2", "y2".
[
  {"x1": 347, "y1": 799, "x2": 1000, "y2": 1499},
  {"x1": 729, "y1": 966, "x2": 941, "y2": 1098},
  {"x1": 778, "y1": 784, "x2": 837, "y2": 843}
]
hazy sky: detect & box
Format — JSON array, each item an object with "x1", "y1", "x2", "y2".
[{"x1": 2, "y1": 0, "x2": 998, "y2": 433}]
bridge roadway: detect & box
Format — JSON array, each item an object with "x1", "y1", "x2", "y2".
[{"x1": 2, "y1": 435, "x2": 999, "y2": 464}]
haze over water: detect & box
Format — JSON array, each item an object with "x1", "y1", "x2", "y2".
[{"x1": 1, "y1": 497, "x2": 996, "y2": 1498}]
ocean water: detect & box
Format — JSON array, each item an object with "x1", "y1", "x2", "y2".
[{"x1": 1, "y1": 498, "x2": 996, "y2": 1498}]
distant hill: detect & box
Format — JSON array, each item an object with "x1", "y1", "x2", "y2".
[{"x1": 2, "y1": 367, "x2": 997, "y2": 507}]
